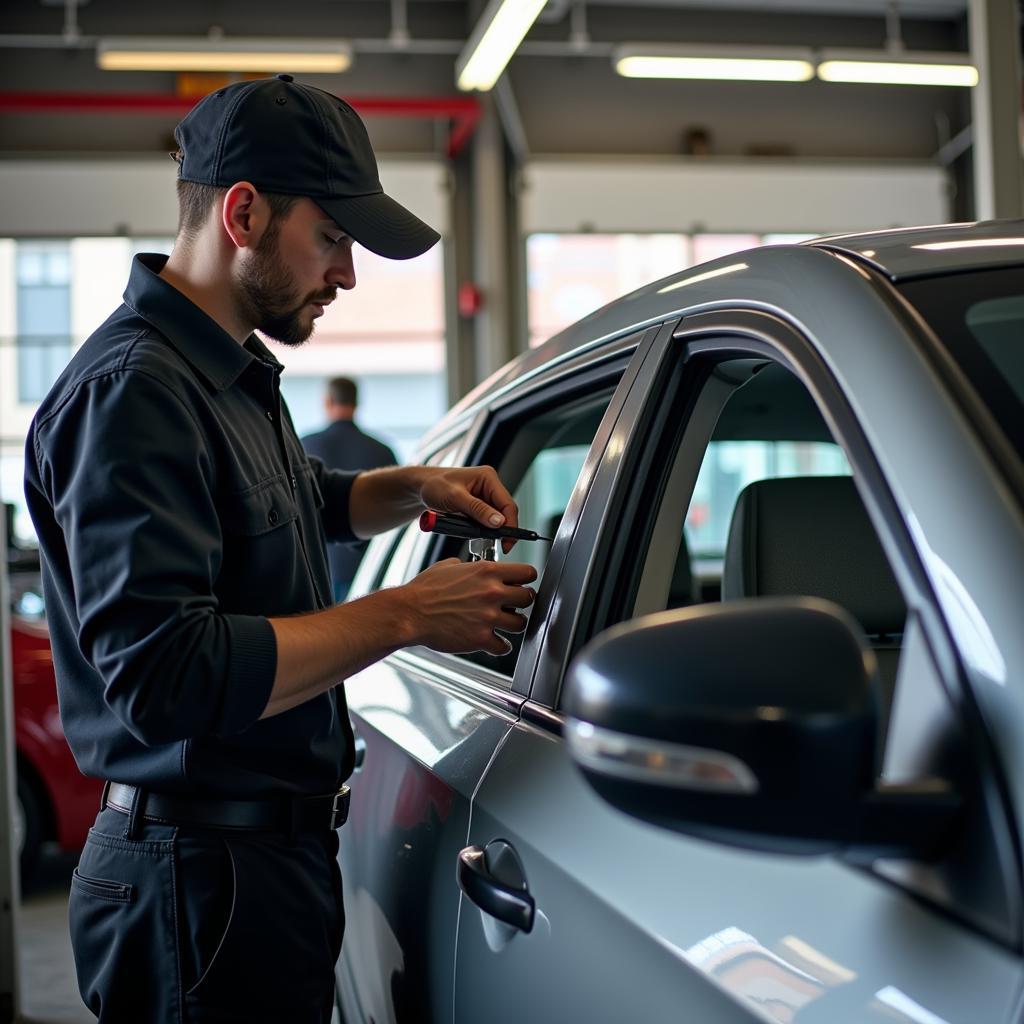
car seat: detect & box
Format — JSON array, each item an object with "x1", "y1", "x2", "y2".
[{"x1": 722, "y1": 475, "x2": 906, "y2": 742}]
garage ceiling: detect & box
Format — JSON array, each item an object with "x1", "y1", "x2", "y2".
[{"x1": 0, "y1": 0, "x2": 983, "y2": 163}]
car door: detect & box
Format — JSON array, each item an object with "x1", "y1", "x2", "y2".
[
  {"x1": 453, "y1": 311, "x2": 1024, "y2": 1023},
  {"x1": 334, "y1": 331, "x2": 647, "y2": 1024},
  {"x1": 334, "y1": 434, "x2": 523, "y2": 1024}
]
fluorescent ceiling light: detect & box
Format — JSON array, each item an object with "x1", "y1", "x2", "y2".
[
  {"x1": 97, "y1": 37, "x2": 352, "y2": 73},
  {"x1": 456, "y1": 0, "x2": 548, "y2": 92},
  {"x1": 817, "y1": 51, "x2": 977, "y2": 87},
  {"x1": 614, "y1": 45, "x2": 815, "y2": 83}
]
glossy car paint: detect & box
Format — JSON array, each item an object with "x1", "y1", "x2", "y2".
[
  {"x1": 457, "y1": 721, "x2": 1022, "y2": 1023},
  {"x1": 335, "y1": 650, "x2": 522, "y2": 1023},
  {"x1": 12, "y1": 615, "x2": 101, "y2": 851},
  {"x1": 336, "y1": 221, "x2": 1024, "y2": 1023}
]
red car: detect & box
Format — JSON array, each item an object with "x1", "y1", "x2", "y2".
[{"x1": 10, "y1": 567, "x2": 102, "y2": 877}]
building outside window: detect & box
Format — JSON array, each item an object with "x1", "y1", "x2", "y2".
[{"x1": 16, "y1": 242, "x2": 71, "y2": 404}]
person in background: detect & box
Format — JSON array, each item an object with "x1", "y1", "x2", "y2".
[{"x1": 302, "y1": 376, "x2": 398, "y2": 601}]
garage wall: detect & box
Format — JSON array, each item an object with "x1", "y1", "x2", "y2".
[
  {"x1": 521, "y1": 159, "x2": 952, "y2": 234},
  {"x1": 0, "y1": 158, "x2": 451, "y2": 238},
  {"x1": 0, "y1": 155, "x2": 952, "y2": 239}
]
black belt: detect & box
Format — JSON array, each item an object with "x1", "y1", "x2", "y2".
[{"x1": 102, "y1": 782, "x2": 350, "y2": 833}]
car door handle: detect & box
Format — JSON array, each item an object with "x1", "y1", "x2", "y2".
[
  {"x1": 353, "y1": 734, "x2": 367, "y2": 771},
  {"x1": 457, "y1": 845, "x2": 534, "y2": 934}
]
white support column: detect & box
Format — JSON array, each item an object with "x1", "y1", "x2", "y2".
[
  {"x1": 970, "y1": 0, "x2": 1024, "y2": 219},
  {"x1": 444, "y1": 158, "x2": 478, "y2": 405},
  {"x1": 0, "y1": 508, "x2": 21, "y2": 1024},
  {"x1": 470, "y1": 96, "x2": 518, "y2": 384}
]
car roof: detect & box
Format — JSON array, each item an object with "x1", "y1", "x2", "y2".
[
  {"x1": 811, "y1": 218, "x2": 1024, "y2": 281},
  {"x1": 428, "y1": 219, "x2": 1024, "y2": 447}
]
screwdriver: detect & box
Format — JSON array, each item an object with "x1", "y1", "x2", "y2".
[{"x1": 419, "y1": 509, "x2": 552, "y2": 543}]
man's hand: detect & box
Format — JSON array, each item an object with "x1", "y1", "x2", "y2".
[
  {"x1": 419, "y1": 466, "x2": 520, "y2": 554},
  {"x1": 264, "y1": 555, "x2": 538, "y2": 718},
  {"x1": 348, "y1": 464, "x2": 519, "y2": 548},
  {"x1": 399, "y1": 557, "x2": 538, "y2": 656}
]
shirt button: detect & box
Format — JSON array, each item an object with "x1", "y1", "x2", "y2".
[
  {"x1": 290, "y1": 476, "x2": 297, "y2": 490},
  {"x1": 268, "y1": 508, "x2": 279, "y2": 525}
]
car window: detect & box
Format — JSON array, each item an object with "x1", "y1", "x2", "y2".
[
  {"x1": 436, "y1": 387, "x2": 620, "y2": 678},
  {"x1": 637, "y1": 363, "x2": 854, "y2": 608},
  {"x1": 686, "y1": 438, "x2": 850, "y2": 598},
  {"x1": 568, "y1": 347, "x2": 1016, "y2": 941},
  {"x1": 369, "y1": 440, "x2": 465, "y2": 594},
  {"x1": 900, "y1": 267, "x2": 1024, "y2": 462},
  {"x1": 613, "y1": 360, "x2": 905, "y2": 745}
]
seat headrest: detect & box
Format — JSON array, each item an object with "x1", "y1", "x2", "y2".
[{"x1": 722, "y1": 476, "x2": 905, "y2": 636}]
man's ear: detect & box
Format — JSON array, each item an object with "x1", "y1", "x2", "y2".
[{"x1": 222, "y1": 181, "x2": 266, "y2": 250}]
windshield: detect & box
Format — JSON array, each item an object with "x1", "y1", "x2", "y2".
[{"x1": 899, "y1": 267, "x2": 1024, "y2": 461}]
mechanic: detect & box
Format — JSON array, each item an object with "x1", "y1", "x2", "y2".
[{"x1": 23, "y1": 75, "x2": 537, "y2": 1024}]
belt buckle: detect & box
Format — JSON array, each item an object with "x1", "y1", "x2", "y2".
[{"x1": 330, "y1": 785, "x2": 351, "y2": 829}]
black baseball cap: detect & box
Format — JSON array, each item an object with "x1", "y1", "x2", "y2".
[{"x1": 174, "y1": 74, "x2": 440, "y2": 260}]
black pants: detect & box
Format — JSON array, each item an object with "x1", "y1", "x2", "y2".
[{"x1": 69, "y1": 807, "x2": 345, "y2": 1023}]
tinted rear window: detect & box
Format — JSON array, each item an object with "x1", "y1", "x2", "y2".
[{"x1": 900, "y1": 267, "x2": 1024, "y2": 460}]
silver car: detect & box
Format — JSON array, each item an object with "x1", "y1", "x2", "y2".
[{"x1": 334, "y1": 220, "x2": 1024, "y2": 1024}]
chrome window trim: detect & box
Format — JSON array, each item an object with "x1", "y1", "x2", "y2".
[{"x1": 387, "y1": 647, "x2": 524, "y2": 721}]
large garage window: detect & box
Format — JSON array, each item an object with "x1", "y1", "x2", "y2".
[{"x1": 526, "y1": 232, "x2": 818, "y2": 348}]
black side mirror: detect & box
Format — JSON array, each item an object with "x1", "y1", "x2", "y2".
[{"x1": 564, "y1": 598, "x2": 960, "y2": 859}]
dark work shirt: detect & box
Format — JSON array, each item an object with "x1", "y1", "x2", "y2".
[
  {"x1": 301, "y1": 420, "x2": 397, "y2": 591},
  {"x1": 24, "y1": 254, "x2": 359, "y2": 797}
]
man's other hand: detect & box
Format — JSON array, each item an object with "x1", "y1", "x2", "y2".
[{"x1": 400, "y1": 558, "x2": 537, "y2": 656}]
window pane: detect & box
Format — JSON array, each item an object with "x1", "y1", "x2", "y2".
[
  {"x1": 444, "y1": 388, "x2": 618, "y2": 677},
  {"x1": 16, "y1": 245, "x2": 72, "y2": 404},
  {"x1": 687, "y1": 440, "x2": 851, "y2": 560},
  {"x1": 45, "y1": 249, "x2": 71, "y2": 285},
  {"x1": 16, "y1": 250, "x2": 44, "y2": 286},
  {"x1": 526, "y1": 232, "x2": 831, "y2": 351},
  {"x1": 527, "y1": 233, "x2": 692, "y2": 347}
]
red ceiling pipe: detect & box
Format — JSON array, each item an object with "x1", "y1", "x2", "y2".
[{"x1": 0, "y1": 92, "x2": 482, "y2": 157}]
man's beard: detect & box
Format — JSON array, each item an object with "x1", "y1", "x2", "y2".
[{"x1": 235, "y1": 223, "x2": 334, "y2": 347}]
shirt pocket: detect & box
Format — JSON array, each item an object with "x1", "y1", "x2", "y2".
[
  {"x1": 219, "y1": 475, "x2": 310, "y2": 615},
  {"x1": 226, "y1": 474, "x2": 298, "y2": 535}
]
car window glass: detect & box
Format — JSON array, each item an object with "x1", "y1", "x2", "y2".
[
  {"x1": 445, "y1": 390, "x2": 617, "y2": 677},
  {"x1": 374, "y1": 441, "x2": 464, "y2": 592},
  {"x1": 687, "y1": 438, "x2": 850, "y2": 592},
  {"x1": 626, "y1": 360, "x2": 903, "y2": 741},
  {"x1": 900, "y1": 268, "x2": 1024, "y2": 460},
  {"x1": 965, "y1": 294, "x2": 1024, "y2": 399}
]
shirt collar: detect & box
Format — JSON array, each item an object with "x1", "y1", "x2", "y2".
[{"x1": 123, "y1": 254, "x2": 283, "y2": 391}]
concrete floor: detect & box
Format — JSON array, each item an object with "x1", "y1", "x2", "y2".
[{"x1": 17, "y1": 848, "x2": 91, "y2": 1024}]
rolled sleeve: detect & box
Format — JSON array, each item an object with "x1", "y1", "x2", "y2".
[{"x1": 222, "y1": 614, "x2": 278, "y2": 735}]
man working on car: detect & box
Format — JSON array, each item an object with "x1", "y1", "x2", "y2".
[{"x1": 24, "y1": 74, "x2": 536, "y2": 1024}]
